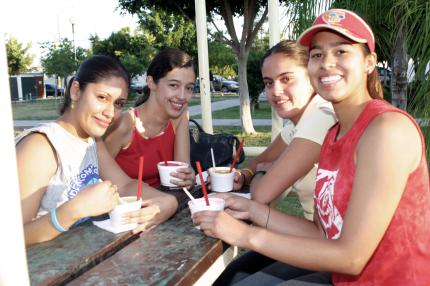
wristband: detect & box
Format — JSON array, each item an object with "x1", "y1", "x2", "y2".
[
  {"x1": 50, "y1": 208, "x2": 68, "y2": 232},
  {"x1": 254, "y1": 170, "x2": 267, "y2": 176}
]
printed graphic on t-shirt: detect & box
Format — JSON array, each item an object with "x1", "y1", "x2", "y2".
[
  {"x1": 67, "y1": 164, "x2": 100, "y2": 198},
  {"x1": 315, "y1": 169, "x2": 343, "y2": 239}
]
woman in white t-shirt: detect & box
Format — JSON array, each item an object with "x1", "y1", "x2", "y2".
[
  {"x1": 16, "y1": 56, "x2": 177, "y2": 246},
  {"x1": 235, "y1": 40, "x2": 337, "y2": 220}
]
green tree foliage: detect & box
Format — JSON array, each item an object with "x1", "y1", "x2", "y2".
[
  {"x1": 137, "y1": 9, "x2": 197, "y2": 59},
  {"x1": 117, "y1": 0, "x2": 269, "y2": 133},
  {"x1": 208, "y1": 40, "x2": 236, "y2": 77},
  {"x1": 247, "y1": 34, "x2": 269, "y2": 107},
  {"x1": 90, "y1": 27, "x2": 155, "y2": 79},
  {"x1": 40, "y1": 38, "x2": 87, "y2": 78},
  {"x1": 5, "y1": 36, "x2": 34, "y2": 75}
]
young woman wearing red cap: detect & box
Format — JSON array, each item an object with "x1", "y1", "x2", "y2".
[{"x1": 193, "y1": 9, "x2": 430, "y2": 285}]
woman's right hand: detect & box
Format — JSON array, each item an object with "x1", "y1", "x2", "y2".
[
  {"x1": 74, "y1": 180, "x2": 119, "y2": 218},
  {"x1": 212, "y1": 193, "x2": 255, "y2": 221}
]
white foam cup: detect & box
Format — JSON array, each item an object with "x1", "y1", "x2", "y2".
[
  {"x1": 188, "y1": 197, "x2": 226, "y2": 229},
  {"x1": 157, "y1": 161, "x2": 189, "y2": 187},
  {"x1": 208, "y1": 167, "x2": 235, "y2": 192},
  {"x1": 109, "y1": 196, "x2": 142, "y2": 228}
]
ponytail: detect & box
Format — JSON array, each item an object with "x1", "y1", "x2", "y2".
[
  {"x1": 361, "y1": 45, "x2": 384, "y2": 100},
  {"x1": 367, "y1": 69, "x2": 384, "y2": 100},
  {"x1": 60, "y1": 76, "x2": 75, "y2": 115}
]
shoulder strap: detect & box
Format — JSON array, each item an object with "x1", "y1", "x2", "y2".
[{"x1": 189, "y1": 118, "x2": 205, "y2": 133}]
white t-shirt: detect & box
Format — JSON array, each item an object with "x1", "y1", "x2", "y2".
[
  {"x1": 280, "y1": 95, "x2": 336, "y2": 220},
  {"x1": 16, "y1": 123, "x2": 100, "y2": 218}
]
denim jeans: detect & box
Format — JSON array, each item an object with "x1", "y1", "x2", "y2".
[{"x1": 213, "y1": 251, "x2": 332, "y2": 286}]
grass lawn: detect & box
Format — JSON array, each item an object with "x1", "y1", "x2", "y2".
[
  {"x1": 276, "y1": 192, "x2": 305, "y2": 218},
  {"x1": 214, "y1": 126, "x2": 272, "y2": 147},
  {"x1": 12, "y1": 98, "x2": 64, "y2": 120},
  {"x1": 236, "y1": 156, "x2": 304, "y2": 218}
]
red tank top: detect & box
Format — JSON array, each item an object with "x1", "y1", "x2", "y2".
[
  {"x1": 115, "y1": 109, "x2": 175, "y2": 187},
  {"x1": 315, "y1": 100, "x2": 430, "y2": 285}
]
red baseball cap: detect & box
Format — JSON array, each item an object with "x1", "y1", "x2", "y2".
[{"x1": 297, "y1": 9, "x2": 375, "y2": 53}]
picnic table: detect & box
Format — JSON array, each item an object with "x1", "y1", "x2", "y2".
[{"x1": 27, "y1": 187, "x2": 243, "y2": 285}]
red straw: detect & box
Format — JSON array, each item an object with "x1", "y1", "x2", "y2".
[
  {"x1": 136, "y1": 156, "x2": 144, "y2": 200},
  {"x1": 157, "y1": 139, "x2": 168, "y2": 166},
  {"x1": 196, "y1": 161, "x2": 210, "y2": 206},
  {"x1": 229, "y1": 139, "x2": 244, "y2": 173}
]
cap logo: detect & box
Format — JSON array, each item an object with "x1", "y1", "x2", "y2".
[{"x1": 321, "y1": 10, "x2": 345, "y2": 26}]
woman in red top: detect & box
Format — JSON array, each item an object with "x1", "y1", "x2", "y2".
[
  {"x1": 193, "y1": 9, "x2": 430, "y2": 285},
  {"x1": 103, "y1": 48, "x2": 195, "y2": 188}
]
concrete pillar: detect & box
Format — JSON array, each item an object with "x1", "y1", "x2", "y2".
[
  {"x1": 0, "y1": 31, "x2": 30, "y2": 285},
  {"x1": 268, "y1": 0, "x2": 283, "y2": 140},
  {"x1": 194, "y1": 0, "x2": 213, "y2": 133}
]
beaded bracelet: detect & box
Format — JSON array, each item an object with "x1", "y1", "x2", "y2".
[
  {"x1": 240, "y1": 168, "x2": 255, "y2": 186},
  {"x1": 241, "y1": 168, "x2": 255, "y2": 177},
  {"x1": 50, "y1": 208, "x2": 68, "y2": 233}
]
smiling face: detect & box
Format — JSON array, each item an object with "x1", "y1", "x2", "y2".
[
  {"x1": 307, "y1": 31, "x2": 376, "y2": 105},
  {"x1": 71, "y1": 76, "x2": 128, "y2": 138},
  {"x1": 148, "y1": 67, "x2": 195, "y2": 119},
  {"x1": 261, "y1": 53, "x2": 314, "y2": 123}
]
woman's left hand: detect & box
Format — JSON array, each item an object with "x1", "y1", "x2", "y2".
[
  {"x1": 123, "y1": 200, "x2": 161, "y2": 234},
  {"x1": 192, "y1": 210, "x2": 251, "y2": 247},
  {"x1": 170, "y1": 166, "x2": 195, "y2": 188}
]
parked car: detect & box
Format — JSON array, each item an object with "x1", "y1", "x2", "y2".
[
  {"x1": 45, "y1": 84, "x2": 64, "y2": 97},
  {"x1": 193, "y1": 79, "x2": 200, "y2": 93},
  {"x1": 130, "y1": 82, "x2": 145, "y2": 94},
  {"x1": 213, "y1": 75, "x2": 239, "y2": 93}
]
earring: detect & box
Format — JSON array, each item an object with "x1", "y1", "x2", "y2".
[{"x1": 70, "y1": 102, "x2": 75, "y2": 110}]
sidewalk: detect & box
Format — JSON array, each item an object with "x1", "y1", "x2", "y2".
[
  {"x1": 14, "y1": 119, "x2": 273, "y2": 128},
  {"x1": 189, "y1": 98, "x2": 240, "y2": 116}
]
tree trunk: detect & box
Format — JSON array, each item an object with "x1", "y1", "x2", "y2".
[
  {"x1": 390, "y1": 28, "x2": 408, "y2": 110},
  {"x1": 237, "y1": 50, "x2": 256, "y2": 134}
]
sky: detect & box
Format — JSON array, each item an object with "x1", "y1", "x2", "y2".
[{"x1": 3, "y1": 0, "x2": 139, "y2": 67}]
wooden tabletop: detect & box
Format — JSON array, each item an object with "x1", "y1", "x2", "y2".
[
  {"x1": 68, "y1": 207, "x2": 227, "y2": 285},
  {"x1": 27, "y1": 207, "x2": 228, "y2": 285},
  {"x1": 27, "y1": 216, "x2": 137, "y2": 286}
]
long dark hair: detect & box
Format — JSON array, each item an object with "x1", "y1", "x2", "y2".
[
  {"x1": 60, "y1": 55, "x2": 130, "y2": 115},
  {"x1": 134, "y1": 48, "x2": 194, "y2": 107}
]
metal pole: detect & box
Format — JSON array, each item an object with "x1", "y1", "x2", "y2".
[
  {"x1": 0, "y1": 27, "x2": 30, "y2": 285},
  {"x1": 194, "y1": 0, "x2": 213, "y2": 133},
  {"x1": 268, "y1": 0, "x2": 283, "y2": 141}
]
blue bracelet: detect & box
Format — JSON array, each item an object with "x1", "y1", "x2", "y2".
[{"x1": 50, "y1": 208, "x2": 68, "y2": 232}]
